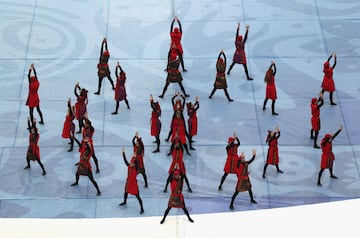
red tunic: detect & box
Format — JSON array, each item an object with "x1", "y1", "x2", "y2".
[
  {"x1": 320, "y1": 137, "x2": 335, "y2": 169},
  {"x1": 187, "y1": 105, "x2": 198, "y2": 136},
  {"x1": 170, "y1": 117, "x2": 187, "y2": 144},
  {"x1": 321, "y1": 67, "x2": 335, "y2": 92},
  {"x1": 311, "y1": 102, "x2": 321, "y2": 131},
  {"x1": 266, "y1": 135, "x2": 279, "y2": 165},
  {"x1": 168, "y1": 148, "x2": 186, "y2": 174},
  {"x1": 223, "y1": 144, "x2": 239, "y2": 173},
  {"x1": 236, "y1": 162, "x2": 251, "y2": 192},
  {"x1": 170, "y1": 31, "x2": 183, "y2": 54},
  {"x1": 232, "y1": 39, "x2": 246, "y2": 64},
  {"x1": 26, "y1": 78, "x2": 40, "y2": 108},
  {"x1": 114, "y1": 72, "x2": 127, "y2": 101},
  {"x1": 168, "y1": 175, "x2": 185, "y2": 208},
  {"x1": 62, "y1": 114, "x2": 75, "y2": 138},
  {"x1": 27, "y1": 133, "x2": 40, "y2": 161},
  {"x1": 75, "y1": 95, "x2": 87, "y2": 120},
  {"x1": 265, "y1": 69, "x2": 277, "y2": 100},
  {"x1": 166, "y1": 58, "x2": 183, "y2": 83},
  {"x1": 150, "y1": 102, "x2": 161, "y2": 136},
  {"x1": 214, "y1": 59, "x2": 227, "y2": 89},
  {"x1": 77, "y1": 146, "x2": 93, "y2": 176},
  {"x1": 125, "y1": 159, "x2": 139, "y2": 195},
  {"x1": 98, "y1": 52, "x2": 111, "y2": 78}
]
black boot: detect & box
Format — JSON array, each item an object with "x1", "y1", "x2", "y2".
[{"x1": 271, "y1": 100, "x2": 278, "y2": 115}]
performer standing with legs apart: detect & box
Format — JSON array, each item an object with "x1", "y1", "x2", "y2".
[
  {"x1": 227, "y1": 23, "x2": 253, "y2": 80},
  {"x1": 218, "y1": 132, "x2": 240, "y2": 190},
  {"x1": 24, "y1": 118, "x2": 46, "y2": 176},
  {"x1": 26, "y1": 63, "x2": 44, "y2": 125},
  {"x1": 310, "y1": 91, "x2": 324, "y2": 149},
  {"x1": 317, "y1": 125, "x2": 343, "y2": 186},
  {"x1": 94, "y1": 37, "x2": 115, "y2": 95},
  {"x1": 119, "y1": 148, "x2": 145, "y2": 214},
  {"x1": 262, "y1": 61, "x2": 278, "y2": 115},
  {"x1": 112, "y1": 62, "x2": 130, "y2": 114},
  {"x1": 321, "y1": 53, "x2": 337, "y2": 105},
  {"x1": 169, "y1": 16, "x2": 187, "y2": 72},
  {"x1": 186, "y1": 96, "x2": 199, "y2": 148},
  {"x1": 159, "y1": 48, "x2": 189, "y2": 98},
  {"x1": 160, "y1": 167, "x2": 194, "y2": 224},
  {"x1": 229, "y1": 150, "x2": 257, "y2": 210},
  {"x1": 62, "y1": 98, "x2": 76, "y2": 152},
  {"x1": 74, "y1": 82, "x2": 88, "y2": 134},
  {"x1": 262, "y1": 126, "x2": 283, "y2": 178},
  {"x1": 209, "y1": 50, "x2": 233, "y2": 102},
  {"x1": 150, "y1": 94, "x2": 161, "y2": 153},
  {"x1": 71, "y1": 138, "x2": 101, "y2": 196}
]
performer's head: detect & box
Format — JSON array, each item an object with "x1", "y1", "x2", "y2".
[
  {"x1": 237, "y1": 35, "x2": 243, "y2": 41},
  {"x1": 228, "y1": 137, "x2": 234, "y2": 144},
  {"x1": 323, "y1": 61, "x2": 330, "y2": 69},
  {"x1": 311, "y1": 97, "x2": 317, "y2": 104},
  {"x1": 173, "y1": 27, "x2": 180, "y2": 33}
]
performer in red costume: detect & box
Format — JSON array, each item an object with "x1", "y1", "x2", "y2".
[
  {"x1": 111, "y1": 62, "x2": 130, "y2": 114},
  {"x1": 132, "y1": 132, "x2": 148, "y2": 187},
  {"x1": 229, "y1": 150, "x2": 257, "y2": 210},
  {"x1": 317, "y1": 125, "x2": 343, "y2": 186},
  {"x1": 168, "y1": 111, "x2": 192, "y2": 156},
  {"x1": 24, "y1": 118, "x2": 46, "y2": 175},
  {"x1": 160, "y1": 168, "x2": 194, "y2": 224},
  {"x1": 186, "y1": 96, "x2": 199, "y2": 146},
  {"x1": 119, "y1": 148, "x2": 145, "y2": 214},
  {"x1": 169, "y1": 16, "x2": 187, "y2": 72},
  {"x1": 94, "y1": 37, "x2": 115, "y2": 95},
  {"x1": 209, "y1": 50, "x2": 233, "y2": 102},
  {"x1": 164, "y1": 138, "x2": 192, "y2": 193},
  {"x1": 165, "y1": 93, "x2": 186, "y2": 142},
  {"x1": 218, "y1": 132, "x2": 240, "y2": 190},
  {"x1": 70, "y1": 138, "x2": 101, "y2": 196},
  {"x1": 227, "y1": 23, "x2": 253, "y2": 81},
  {"x1": 262, "y1": 61, "x2": 278, "y2": 115},
  {"x1": 159, "y1": 48, "x2": 190, "y2": 98},
  {"x1": 262, "y1": 126, "x2": 283, "y2": 178},
  {"x1": 74, "y1": 82, "x2": 88, "y2": 134},
  {"x1": 62, "y1": 98, "x2": 76, "y2": 152},
  {"x1": 321, "y1": 53, "x2": 337, "y2": 105},
  {"x1": 150, "y1": 94, "x2": 162, "y2": 153},
  {"x1": 310, "y1": 91, "x2": 324, "y2": 148},
  {"x1": 26, "y1": 63, "x2": 44, "y2": 125}
]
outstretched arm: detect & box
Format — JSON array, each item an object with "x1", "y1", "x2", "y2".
[
  {"x1": 122, "y1": 149, "x2": 130, "y2": 167},
  {"x1": 170, "y1": 18, "x2": 176, "y2": 34},
  {"x1": 332, "y1": 53, "x2": 337, "y2": 69},
  {"x1": 243, "y1": 25, "x2": 249, "y2": 43}
]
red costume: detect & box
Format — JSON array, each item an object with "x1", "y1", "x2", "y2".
[
  {"x1": 150, "y1": 100, "x2": 161, "y2": 136},
  {"x1": 186, "y1": 101, "x2": 199, "y2": 137},
  {"x1": 214, "y1": 56, "x2": 227, "y2": 89},
  {"x1": 265, "y1": 131, "x2": 280, "y2": 165},
  {"x1": 168, "y1": 145, "x2": 186, "y2": 175},
  {"x1": 62, "y1": 101, "x2": 75, "y2": 139},
  {"x1": 114, "y1": 69, "x2": 127, "y2": 102},
  {"x1": 311, "y1": 97, "x2": 322, "y2": 131},
  {"x1": 124, "y1": 155, "x2": 139, "y2": 195},
  {"x1": 235, "y1": 157, "x2": 252, "y2": 192},
  {"x1": 168, "y1": 170, "x2": 185, "y2": 208},
  {"x1": 223, "y1": 137, "x2": 240, "y2": 174},
  {"x1": 27, "y1": 130, "x2": 40, "y2": 162},
  {"x1": 320, "y1": 134, "x2": 335, "y2": 169},
  {"x1": 26, "y1": 77, "x2": 40, "y2": 108},
  {"x1": 74, "y1": 85, "x2": 88, "y2": 121},
  {"x1": 233, "y1": 34, "x2": 247, "y2": 65},
  {"x1": 264, "y1": 67, "x2": 277, "y2": 100},
  {"x1": 77, "y1": 144, "x2": 93, "y2": 176},
  {"x1": 321, "y1": 62, "x2": 335, "y2": 92}
]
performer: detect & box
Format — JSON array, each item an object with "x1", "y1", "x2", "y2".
[
  {"x1": 74, "y1": 82, "x2": 88, "y2": 134},
  {"x1": 317, "y1": 125, "x2": 343, "y2": 186},
  {"x1": 167, "y1": 111, "x2": 192, "y2": 156},
  {"x1": 227, "y1": 23, "x2": 253, "y2": 80},
  {"x1": 111, "y1": 62, "x2": 130, "y2": 114},
  {"x1": 61, "y1": 98, "x2": 76, "y2": 152},
  {"x1": 262, "y1": 61, "x2": 278, "y2": 115},
  {"x1": 218, "y1": 132, "x2": 240, "y2": 190},
  {"x1": 70, "y1": 138, "x2": 101, "y2": 196},
  {"x1": 150, "y1": 94, "x2": 161, "y2": 153},
  {"x1": 186, "y1": 96, "x2": 199, "y2": 146},
  {"x1": 209, "y1": 50, "x2": 234, "y2": 102},
  {"x1": 165, "y1": 93, "x2": 186, "y2": 142},
  {"x1": 132, "y1": 132, "x2": 148, "y2": 187},
  {"x1": 169, "y1": 16, "x2": 187, "y2": 72},
  {"x1": 160, "y1": 167, "x2": 194, "y2": 224},
  {"x1": 229, "y1": 150, "x2": 257, "y2": 210},
  {"x1": 119, "y1": 148, "x2": 145, "y2": 214},
  {"x1": 24, "y1": 118, "x2": 46, "y2": 176},
  {"x1": 310, "y1": 91, "x2": 324, "y2": 148},
  {"x1": 164, "y1": 138, "x2": 192, "y2": 193},
  {"x1": 262, "y1": 126, "x2": 283, "y2": 178},
  {"x1": 159, "y1": 47, "x2": 190, "y2": 98},
  {"x1": 26, "y1": 63, "x2": 44, "y2": 125},
  {"x1": 94, "y1": 37, "x2": 115, "y2": 95},
  {"x1": 321, "y1": 53, "x2": 337, "y2": 105}
]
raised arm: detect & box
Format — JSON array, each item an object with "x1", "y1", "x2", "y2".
[
  {"x1": 122, "y1": 149, "x2": 130, "y2": 167},
  {"x1": 74, "y1": 83, "x2": 80, "y2": 98},
  {"x1": 235, "y1": 23, "x2": 240, "y2": 40},
  {"x1": 243, "y1": 25, "x2": 249, "y2": 43},
  {"x1": 332, "y1": 53, "x2": 337, "y2": 69}
]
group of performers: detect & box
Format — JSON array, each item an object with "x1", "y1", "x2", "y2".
[{"x1": 22, "y1": 16, "x2": 344, "y2": 221}]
